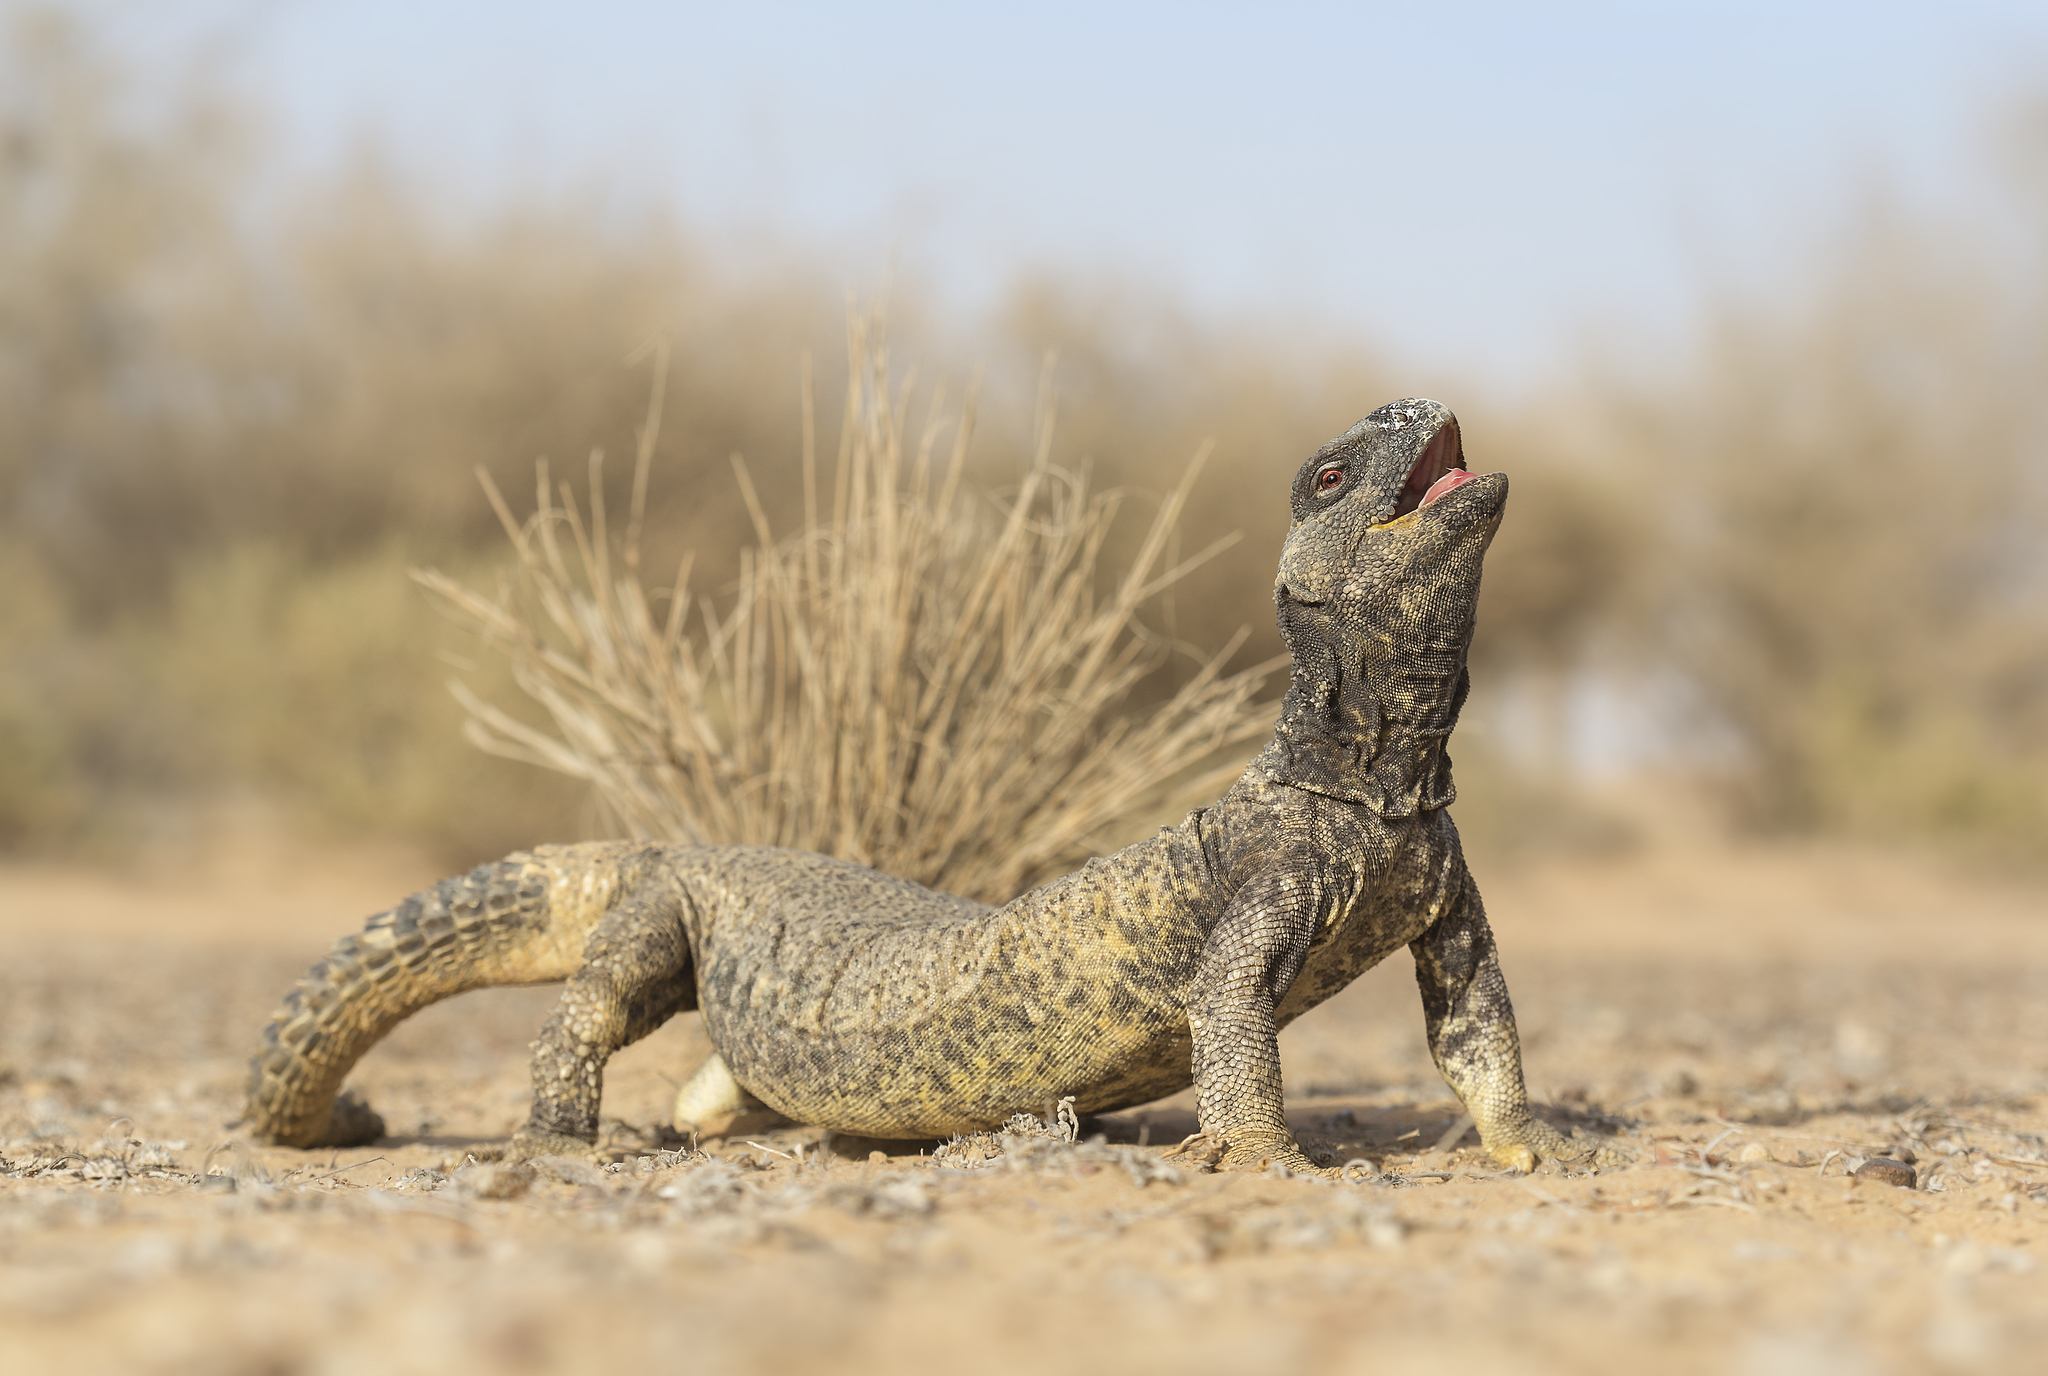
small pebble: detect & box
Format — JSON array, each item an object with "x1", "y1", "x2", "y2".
[
  {"x1": 1737, "y1": 1142, "x2": 1773, "y2": 1163},
  {"x1": 869, "y1": 1150, "x2": 888, "y2": 1164},
  {"x1": 1854, "y1": 1157, "x2": 1916, "y2": 1189}
]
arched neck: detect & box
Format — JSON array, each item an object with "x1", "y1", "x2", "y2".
[{"x1": 1256, "y1": 621, "x2": 1470, "y2": 817}]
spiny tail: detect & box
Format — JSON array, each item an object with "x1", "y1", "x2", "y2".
[{"x1": 244, "y1": 842, "x2": 633, "y2": 1147}]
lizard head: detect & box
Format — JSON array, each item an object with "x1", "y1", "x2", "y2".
[
  {"x1": 1275, "y1": 397, "x2": 1507, "y2": 622},
  {"x1": 1264, "y1": 399, "x2": 1507, "y2": 813}
]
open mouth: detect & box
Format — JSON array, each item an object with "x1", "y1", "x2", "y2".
[{"x1": 1392, "y1": 422, "x2": 1471, "y2": 516}]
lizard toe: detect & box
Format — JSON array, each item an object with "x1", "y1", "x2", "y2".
[{"x1": 1583, "y1": 1139, "x2": 1641, "y2": 1168}]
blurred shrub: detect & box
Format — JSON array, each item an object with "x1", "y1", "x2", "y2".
[
  {"x1": 0, "y1": 5, "x2": 250, "y2": 620},
  {"x1": 0, "y1": 545, "x2": 88, "y2": 841},
  {"x1": 0, "y1": 8, "x2": 842, "y2": 863},
  {"x1": 1599, "y1": 198, "x2": 2048, "y2": 855},
  {"x1": 0, "y1": 3, "x2": 2042, "y2": 869},
  {"x1": 145, "y1": 542, "x2": 584, "y2": 861}
]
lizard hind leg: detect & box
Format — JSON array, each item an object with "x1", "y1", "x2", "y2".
[
  {"x1": 672, "y1": 1052, "x2": 788, "y2": 1140},
  {"x1": 507, "y1": 874, "x2": 698, "y2": 1159}
]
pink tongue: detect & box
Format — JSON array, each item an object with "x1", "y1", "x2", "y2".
[{"x1": 1419, "y1": 469, "x2": 1477, "y2": 508}]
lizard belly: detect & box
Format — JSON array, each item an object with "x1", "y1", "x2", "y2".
[
  {"x1": 686, "y1": 836, "x2": 1216, "y2": 1137},
  {"x1": 704, "y1": 910, "x2": 1199, "y2": 1136},
  {"x1": 725, "y1": 1008, "x2": 1194, "y2": 1137}
]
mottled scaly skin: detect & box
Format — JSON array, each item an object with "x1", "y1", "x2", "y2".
[{"x1": 247, "y1": 398, "x2": 1592, "y2": 1175}]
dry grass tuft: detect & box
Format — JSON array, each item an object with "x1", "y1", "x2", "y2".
[{"x1": 417, "y1": 316, "x2": 1283, "y2": 902}]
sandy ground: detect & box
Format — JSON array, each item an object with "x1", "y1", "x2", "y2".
[{"x1": 2, "y1": 830, "x2": 2047, "y2": 1375}]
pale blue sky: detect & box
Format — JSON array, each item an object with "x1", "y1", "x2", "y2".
[{"x1": 129, "y1": 1, "x2": 2048, "y2": 389}]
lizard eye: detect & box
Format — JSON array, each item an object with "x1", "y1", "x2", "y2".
[{"x1": 1316, "y1": 465, "x2": 1344, "y2": 493}]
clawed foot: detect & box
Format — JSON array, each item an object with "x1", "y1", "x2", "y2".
[
  {"x1": 450, "y1": 1128, "x2": 603, "y2": 1169},
  {"x1": 1484, "y1": 1121, "x2": 1635, "y2": 1173},
  {"x1": 1171, "y1": 1129, "x2": 1339, "y2": 1179}
]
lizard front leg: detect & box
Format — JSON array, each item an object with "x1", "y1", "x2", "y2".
[
  {"x1": 482, "y1": 882, "x2": 695, "y2": 1162},
  {"x1": 1410, "y1": 869, "x2": 1580, "y2": 1172},
  {"x1": 1184, "y1": 861, "x2": 1327, "y2": 1174}
]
